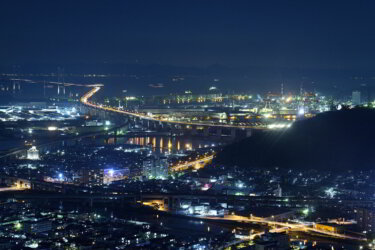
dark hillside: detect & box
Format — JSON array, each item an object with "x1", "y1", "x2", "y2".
[{"x1": 215, "y1": 108, "x2": 375, "y2": 171}]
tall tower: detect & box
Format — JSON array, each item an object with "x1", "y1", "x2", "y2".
[
  {"x1": 57, "y1": 67, "x2": 65, "y2": 96},
  {"x1": 57, "y1": 67, "x2": 61, "y2": 95},
  {"x1": 281, "y1": 83, "x2": 284, "y2": 97}
]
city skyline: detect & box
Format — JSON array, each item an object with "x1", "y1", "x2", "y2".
[
  {"x1": 1, "y1": 1, "x2": 375, "y2": 249},
  {"x1": 2, "y1": 1, "x2": 375, "y2": 95}
]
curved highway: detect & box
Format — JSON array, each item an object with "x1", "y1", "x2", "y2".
[{"x1": 81, "y1": 86, "x2": 266, "y2": 129}]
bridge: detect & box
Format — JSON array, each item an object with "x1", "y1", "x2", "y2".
[
  {"x1": 80, "y1": 86, "x2": 260, "y2": 138},
  {"x1": 4, "y1": 79, "x2": 289, "y2": 138},
  {"x1": 3, "y1": 188, "x2": 375, "y2": 210}
]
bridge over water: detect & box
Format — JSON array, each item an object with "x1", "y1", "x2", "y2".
[{"x1": 81, "y1": 87, "x2": 260, "y2": 138}]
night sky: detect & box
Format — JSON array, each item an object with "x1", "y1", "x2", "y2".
[
  {"x1": 1, "y1": 0, "x2": 374, "y2": 68},
  {"x1": 1, "y1": 1, "x2": 375, "y2": 94}
]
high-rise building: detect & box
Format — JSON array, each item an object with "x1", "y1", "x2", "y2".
[
  {"x1": 142, "y1": 156, "x2": 169, "y2": 180},
  {"x1": 27, "y1": 146, "x2": 40, "y2": 160},
  {"x1": 155, "y1": 157, "x2": 169, "y2": 179},
  {"x1": 79, "y1": 168, "x2": 104, "y2": 187},
  {"x1": 142, "y1": 158, "x2": 154, "y2": 179},
  {"x1": 352, "y1": 91, "x2": 361, "y2": 106}
]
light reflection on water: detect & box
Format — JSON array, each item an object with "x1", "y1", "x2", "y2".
[{"x1": 105, "y1": 136, "x2": 218, "y2": 153}]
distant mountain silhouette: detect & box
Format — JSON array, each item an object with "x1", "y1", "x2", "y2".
[{"x1": 215, "y1": 108, "x2": 375, "y2": 171}]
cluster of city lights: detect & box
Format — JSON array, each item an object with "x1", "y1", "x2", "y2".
[{"x1": 267, "y1": 123, "x2": 292, "y2": 129}]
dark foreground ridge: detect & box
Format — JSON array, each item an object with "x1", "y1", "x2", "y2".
[{"x1": 215, "y1": 108, "x2": 375, "y2": 171}]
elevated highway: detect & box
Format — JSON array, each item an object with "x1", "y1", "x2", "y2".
[
  {"x1": 81, "y1": 86, "x2": 259, "y2": 138},
  {"x1": 1, "y1": 190, "x2": 366, "y2": 247},
  {"x1": 206, "y1": 214, "x2": 366, "y2": 241},
  {"x1": 215, "y1": 214, "x2": 366, "y2": 249}
]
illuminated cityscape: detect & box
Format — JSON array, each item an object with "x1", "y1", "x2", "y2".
[{"x1": 2, "y1": 1, "x2": 375, "y2": 250}]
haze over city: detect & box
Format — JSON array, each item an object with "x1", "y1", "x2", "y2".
[{"x1": 1, "y1": 1, "x2": 375, "y2": 94}]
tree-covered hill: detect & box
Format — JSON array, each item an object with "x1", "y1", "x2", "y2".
[{"x1": 215, "y1": 108, "x2": 375, "y2": 171}]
